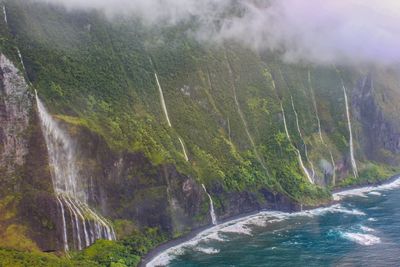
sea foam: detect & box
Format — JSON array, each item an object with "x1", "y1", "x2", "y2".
[
  {"x1": 333, "y1": 176, "x2": 400, "y2": 201},
  {"x1": 342, "y1": 232, "x2": 381, "y2": 246}
]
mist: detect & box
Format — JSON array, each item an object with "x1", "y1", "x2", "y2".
[{"x1": 32, "y1": 0, "x2": 400, "y2": 66}]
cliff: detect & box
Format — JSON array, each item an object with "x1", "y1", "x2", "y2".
[{"x1": 0, "y1": 0, "x2": 400, "y2": 265}]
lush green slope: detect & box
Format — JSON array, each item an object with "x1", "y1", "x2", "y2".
[{"x1": 1, "y1": 0, "x2": 400, "y2": 265}]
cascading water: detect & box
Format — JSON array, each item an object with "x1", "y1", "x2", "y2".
[
  {"x1": 281, "y1": 103, "x2": 314, "y2": 184},
  {"x1": 154, "y1": 72, "x2": 189, "y2": 161},
  {"x1": 201, "y1": 184, "x2": 217, "y2": 225},
  {"x1": 2, "y1": 5, "x2": 7, "y2": 25},
  {"x1": 178, "y1": 137, "x2": 189, "y2": 162},
  {"x1": 290, "y1": 96, "x2": 316, "y2": 179},
  {"x1": 35, "y1": 92, "x2": 115, "y2": 251},
  {"x1": 154, "y1": 72, "x2": 172, "y2": 128},
  {"x1": 342, "y1": 83, "x2": 359, "y2": 178}
]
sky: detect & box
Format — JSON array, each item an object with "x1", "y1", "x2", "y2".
[{"x1": 32, "y1": 0, "x2": 400, "y2": 66}]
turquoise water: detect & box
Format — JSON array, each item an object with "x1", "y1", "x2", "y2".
[{"x1": 149, "y1": 181, "x2": 400, "y2": 267}]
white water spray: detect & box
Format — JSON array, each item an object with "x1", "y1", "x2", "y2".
[
  {"x1": 290, "y1": 96, "x2": 316, "y2": 179},
  {"x1": 35, "y1": 92, "x2": 115, "y2": 251},
  {"x1": 281, "y1": 103, "x2": 314, "y2": 184},
  {"x1": 202, "y1": 184, "x2": 217, "y2": 225},
  {"x1": 342, "y1": 83, "x2": 359, "y2": 178}
]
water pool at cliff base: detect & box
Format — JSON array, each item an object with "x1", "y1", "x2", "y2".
[{"x1": 148, "y1": 180, "x2": 400, "y2": 266}]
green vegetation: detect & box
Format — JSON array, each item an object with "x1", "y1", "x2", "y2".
[
  {"x1": 1, "y1": 0, "x2": 400, "y2": 265},
  {"x1": 0, "y1": 228, "x2": 167, "y2": 267}
]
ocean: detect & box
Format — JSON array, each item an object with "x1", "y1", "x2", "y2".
[{"x1": 147, "y1": 177, "x2": 400, "y2": 266}]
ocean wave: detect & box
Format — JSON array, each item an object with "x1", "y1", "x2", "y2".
[
  {"x1": 194, "y1": 246, "x2": 220, "y2": 254},
  {"x1": 333, "y1": 176, "x2": 400, "y2": 201},
  {"x1": 146, "y1": 204, "x2": 366, "y2": 266},
  {"x1": 359, "y1": 225, "x2": 375, "y2": 232},
  {"x1": 341, "y1": 232, "x2": 381, "y2": 246}
]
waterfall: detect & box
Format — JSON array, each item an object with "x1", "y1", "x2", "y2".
[
  {"x1": 290, "y1": 96, "x2": 316, "y2": 179},
  {"x1": 201, "y1": 184, "x2": 217, "y2": 225},
  {"x1": 154, "y1": 73, "x2": 172, "y2": 127},
  {"x1": 2, "y1": 5, "x2": 7, "y2": 25},
  {"x1": 16, "y1": 48, "x2": 28, "y2": 79},
  {"x1": 308, "y1": 70, "x2": 323, "y2": 143},
  {"x1": 281, "y1": 103, "x2": 314, "y2": 184},
  {"x1": 178, "y1": 137, "x2": 189, "y2": 162},
  {"x1": 35, "y1": 92, "x2": 115, "y2": 251},
  {"x1": 330, "y1": 151, "x2": 336, "y2": 185},
  {"x1": 154, "y1": 72, "x2": 189, "y2": 161},
  {"x1": 342, "y1": 84, "x2": 359, "y2": 178}
]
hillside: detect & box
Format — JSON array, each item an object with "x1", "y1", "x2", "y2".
[{"x1": 1, "y1": 0, "x2": 400, "y2": 266}]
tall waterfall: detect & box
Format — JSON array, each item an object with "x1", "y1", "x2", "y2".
[
  {"x1": 281, "y1": 103, "x2": 314, "y2": 184},
  {"x1": 342, "y1": 84, "x2": 359, "y2": 178},
  {"x1": 154, "y1": 72, "x2": 189, "y2": 161},
  {"x1": 201, "y1": 184, "x2": 217, "y2": 225},
  {"x1": 35, "y1": 93, "x2": 116, "y2": 251},
  {"x1": 154, "y1": 73, "x2": 172, "y2": 127},
  {"x1": 2, "y1": 5, "x2": 7, "y2": 25},
  {"x1": 290, "y1": 96, "x2": 316, "y2": 179}
]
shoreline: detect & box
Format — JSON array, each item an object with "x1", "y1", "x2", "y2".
[{"x1": 139, "y1": 173, "x2": 400, "y2": 267}]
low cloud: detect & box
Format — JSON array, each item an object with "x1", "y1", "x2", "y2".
[{"x1": 32, "y1": 0, "x2": 400, "y2": 66}]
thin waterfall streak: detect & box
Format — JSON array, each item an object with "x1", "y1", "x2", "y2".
[
  {"x1": 64, "y1": 197, "x2": 82, "y2": 250},
  {"x1": 201, "y1": 184, "x2": 217, "y2": 225},
  {"x1": 281, "y1": 103, "x2": 314, "y2": 184},
  {"x1": 66, "y1": 197, "x2": 90, "y2": 247},
  {"x1": 330, "y1": 151, "x2": 336, "y2": 185},
  {"x1": 2, "y1": 5, "x2": 7, "y2": 25},
  {"x1": 62, "y1": 196, "x2": 78, "y2": 249},
  {"x1": 155, "y1": 73, "x2": 172, "y2": 127},
  {"x1": 178, "y1": 137, "x2": 189, "y2": 161},
  {"x1": 56, "y1": 197, "x2": 69, "y2": 252},
  {"x1": 154, "y1": 72, "x2": 189, "y2": 162},
  {"x1": 291, "y1": 96, "x2": 316, "y2": 179},
  {"x1": 342, "y1": 84, "x2": 359, "y2": 178}
]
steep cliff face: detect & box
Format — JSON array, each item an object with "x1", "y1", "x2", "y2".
[
  {"x1": 0, "y1": 53, "x2": 59, "y2": 252},
  {"x1": 1, "y1": 0, "x2": 400, "y2": 257},
  {"x1": 352, "y1": 72, "x2": 400, "y2": 165}
]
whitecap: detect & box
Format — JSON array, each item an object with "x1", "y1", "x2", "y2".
[
  {"x1": 359, "y1": 225, "x2": 375, "y2": 232},
  {"x1": 194, "y1": 246, "x2": 220, "y2": 254},
  {"x1": 342, "y1": 232, "x2": 381, "y2": 246},
  {"x1": 146, "y1": 203, "x2": 369, "y2": 266},
  {"x1": 368, "y1": 218, "x2": 378, "y2": 222},
  {"x1": 333, "y1": 176, "x2": 400, "y2": 201}
]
